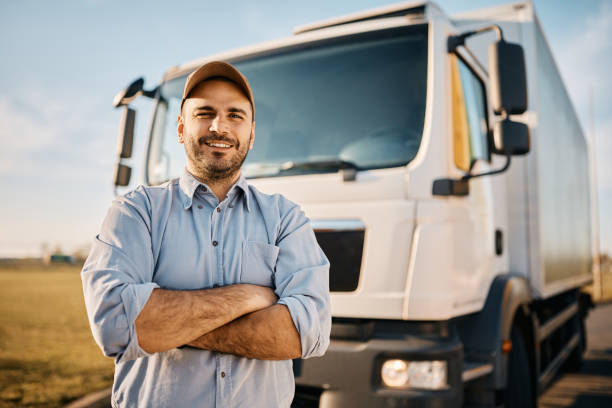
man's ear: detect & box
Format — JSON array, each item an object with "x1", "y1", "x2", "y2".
[
  {"x1": 248, "y1": 121, "x2": 255, "y2": 150},
  {"x1": 177, "y1": 114, "x2": 184, "y2": 144}
]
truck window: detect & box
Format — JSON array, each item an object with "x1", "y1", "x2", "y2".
[
  {"x1": 450, "y1": 54, "x2": 489, "y2": 172},
  {"x1": 147, "y1": 25, "x2": 428, "y2": 183}
]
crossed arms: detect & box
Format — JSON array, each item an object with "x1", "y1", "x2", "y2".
[{"x1": 134, "y1": 285, "x2": 302, "y2": 359}]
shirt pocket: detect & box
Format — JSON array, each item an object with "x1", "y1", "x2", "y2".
[{"x1": 240, "y1": 241, "x2": 279, "y2": 287}]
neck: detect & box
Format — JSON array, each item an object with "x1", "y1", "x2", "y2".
[{"x1": 189, "y1": 169, "x2": 241, "y2": 202}]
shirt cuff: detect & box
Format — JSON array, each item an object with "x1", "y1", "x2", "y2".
[
  {"x1": 118, "y1": 282, "x2": 160, "y2": 362},
  {"x1": 278, "y1": 295, "x2": 325, "y2": 359}
]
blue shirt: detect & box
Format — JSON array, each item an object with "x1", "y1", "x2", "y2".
[{"x1": 81, "y1": 169, "x2": 331, "y2": 408}]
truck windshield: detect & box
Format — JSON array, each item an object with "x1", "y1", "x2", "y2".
[{"x1": 147, "y1": 25, "x2": 427, "y2": 183}]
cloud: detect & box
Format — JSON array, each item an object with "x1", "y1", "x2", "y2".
[
  {"x1": 0, "y1": 96, "x2": 58, "y2": 173},
  {"x1": 0, "y1": 90, "x2": 115, "y2": 179}
]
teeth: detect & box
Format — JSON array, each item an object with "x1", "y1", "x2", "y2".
[{"x1": 206, "y1": 142, "x2": 231, "y2": 148}]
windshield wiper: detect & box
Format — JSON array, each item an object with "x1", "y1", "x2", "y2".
[{"x1": 280, "y1": 159, "x2": 360, "y2": 181}]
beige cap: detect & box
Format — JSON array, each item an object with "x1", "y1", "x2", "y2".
[{"x1": 181, "y1": 61, "x2": 254, "y2": 119}]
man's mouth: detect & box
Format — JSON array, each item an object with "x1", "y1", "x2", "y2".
[
  {"x1": 199, "y1": 133, "x2": 237, "y2": 150},
  {"x1": 204, "y1": 141, "x2": 233, "y2": 148}
]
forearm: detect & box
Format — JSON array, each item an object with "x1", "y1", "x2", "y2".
[
  {"x1": 135, "y1": 284, "x2": 275, "y2": 354},
  {"x1": 186, "y1": 304, "x2": 301, "y2": 360}
]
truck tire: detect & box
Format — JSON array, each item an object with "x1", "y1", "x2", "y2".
[{"x1": 504, "y1": 326, "x2": 534, "y2": 408}]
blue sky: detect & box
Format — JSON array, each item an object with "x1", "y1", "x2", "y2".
[{"x1": 0, "y1": 0, "x2": 611, "y2": 257}]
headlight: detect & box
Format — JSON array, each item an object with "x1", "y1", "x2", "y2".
[{"x1": 381, "y1": 359, "x2": 448, "y2": 390}]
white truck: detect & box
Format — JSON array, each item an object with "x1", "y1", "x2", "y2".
[{"x1": 112, "y1": 2, "x2": 594, "y2": 407}]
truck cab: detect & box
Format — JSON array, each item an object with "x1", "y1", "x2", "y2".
[{"x1": 112, "y1": 2, "x2": 593, "y2": 407}]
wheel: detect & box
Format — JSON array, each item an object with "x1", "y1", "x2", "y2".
[{"x1": 504, "y1": 326, "x2": 534, "y2": 408}]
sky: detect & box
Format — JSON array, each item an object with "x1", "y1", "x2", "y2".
[{"x1": 0, "y1": 0, "x2": 611, "y2": 258}]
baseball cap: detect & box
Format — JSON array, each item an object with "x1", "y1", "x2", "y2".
[{"x1": 181, "y1": 61, "x2": 255, "y2": 119}]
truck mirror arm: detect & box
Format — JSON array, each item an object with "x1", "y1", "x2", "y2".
[
  {"x1": 113, "y1": 77, "x2": 159, "y2": 108},
  {"x1": 462, "y1": 153, "x2": 511, "y2": 181},
  {"x1": 447, "y1": 25, "x2": 503, "y2": 54},
  {"x1": 432, "y1": 154, "x2": 511, "y2": 197}
]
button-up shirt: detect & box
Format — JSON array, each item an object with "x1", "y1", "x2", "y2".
[{"x1": 81, "y1": 169, "x2": 331, "y2": 408}]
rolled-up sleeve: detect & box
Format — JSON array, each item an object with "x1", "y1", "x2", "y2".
[
  {"x1": 81, "y1": 188, "x2": 159, "y2": 363},
  {"x1": 274, "y1": 200, "x2": 331, "y2": 359}
]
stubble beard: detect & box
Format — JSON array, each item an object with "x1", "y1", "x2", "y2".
[{"x1": 186, "y1": 133, "x2": 250, "y2": 182}]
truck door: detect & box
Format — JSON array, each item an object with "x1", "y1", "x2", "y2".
[{"x1": 448, "y1": 53, "x2": 498, "y2": 307}]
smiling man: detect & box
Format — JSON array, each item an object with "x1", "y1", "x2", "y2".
[{"x1": 81, "y1": 61, "x2": 331, "y2": 408}]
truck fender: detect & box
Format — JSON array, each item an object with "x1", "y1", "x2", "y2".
[{"x1": 457, "y1": 274, "x2": 533, "y2": 389}]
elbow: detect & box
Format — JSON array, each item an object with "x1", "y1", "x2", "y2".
[
  {"x1": 300, "y1": 318, "x2": 331, "y2": 359},
  {"x1": 93, "y1": 325, "x2": 127, "y2": 359},
  {"x1": 94, "y1": 324, "x2": 151, "y2": 363},
  {"x1": 90, "y1": 307, "x2": 132, "y2": 359},
  {"x1": 307, "y1": 306, "x2": 331, "y2": 358},
  {"x1": 282, "y1": 295, "x2": 331, "y2": 359},
  {"x1": 85, "y1": 282, "x2": 159, "y2": 362},
  {"x1": 303, "y1": 333, "x2": 330, "y2": 359}
]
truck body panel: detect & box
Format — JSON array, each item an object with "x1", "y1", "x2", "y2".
[{"x1": 453, "y1": 2, "x2": 593, "y2": 298}]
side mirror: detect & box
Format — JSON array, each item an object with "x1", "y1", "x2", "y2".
[
  {"x1": 489, "y1": 40, "x2": 527, "y2": 115},
  {"x1": 493, "y1": 118, "x2": 530, "y2": 155},
  {"x1": 113, "y1": 78, "x2": 144, "y2": 108},
  {"x1": 435, "y1": 26, "x2": 530, "y2": 198},
  {"x1": 117, "y1": 107, "x2": 135, "y2": 159},
  {"x1": 113, "y1": 162, "x2": 132, "y2": 187}
]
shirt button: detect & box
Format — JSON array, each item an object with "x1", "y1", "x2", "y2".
[
  {"x1": 216, "y1": 207, "x2": 221, "y2": 213},
  {"x1": 221, "y1": 371, "x2": 226, "y2": 378},
  {"x1": 201, "y1": 186, "x2": 207, "y2": 192},
  {"x1": 212, "y1": 241, "x2": 218, "y2": 247},
  {"x1": 198, "y1": 205, "x2": 203, "y2": 209},
  {"x1": 229, "y1": 204, "x2": 234, "y2": 208}
]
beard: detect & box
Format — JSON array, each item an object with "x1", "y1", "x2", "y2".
[{"x1": 185, "y1": 132, "x2": 251, "y2": 182}]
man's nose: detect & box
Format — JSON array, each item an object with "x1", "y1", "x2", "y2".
[{"x1": 209, "y1": 116, "x2": 226, "y2": 133}]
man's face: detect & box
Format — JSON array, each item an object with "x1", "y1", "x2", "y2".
[{"x1": 178, "y1": 79, "x2": 255, "y2": 182}]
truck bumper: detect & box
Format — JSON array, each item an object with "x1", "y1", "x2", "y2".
[{"x1": 293, "y1": 335, "x2": 463, "y2": 408}]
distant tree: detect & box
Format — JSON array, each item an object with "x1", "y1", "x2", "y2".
[
  {"x1": 72, "y1": 244, "x2": 91, "y2": 263},
  {"x1": 41, "y1": 242, "x2": 51, "y2": 265}
]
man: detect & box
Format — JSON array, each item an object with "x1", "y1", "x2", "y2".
[{"x1": 82, "y1": 61, "x2": 331, "y2": 407}]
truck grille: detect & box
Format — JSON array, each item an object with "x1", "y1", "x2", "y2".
[{"x1": 313, "y1": 220, "x2": 365, "y2": 292}]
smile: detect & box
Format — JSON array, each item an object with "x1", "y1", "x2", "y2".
[{"x1": 205, "y1": 141, "x2": 233, "y2": 148}]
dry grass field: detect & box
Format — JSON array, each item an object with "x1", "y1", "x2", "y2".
[{"x1": 0, "y1": 261, "x2": 114, "y2": 408}]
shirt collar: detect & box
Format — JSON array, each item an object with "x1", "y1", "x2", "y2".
[{"x1": 179, "y1": 168, "x2": 250, "y2": 211}]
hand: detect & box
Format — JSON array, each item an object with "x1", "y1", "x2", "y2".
[{"x1": 239, "y1": 284, "x2": 278, "y2": 312}]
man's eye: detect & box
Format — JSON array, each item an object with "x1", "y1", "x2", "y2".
[
  {"x1": 196, "y1": 112, "x2": 213, "y2": 118},
  {"x1": 230, "y1": 113, "x2": 243, "y2": 119}
]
